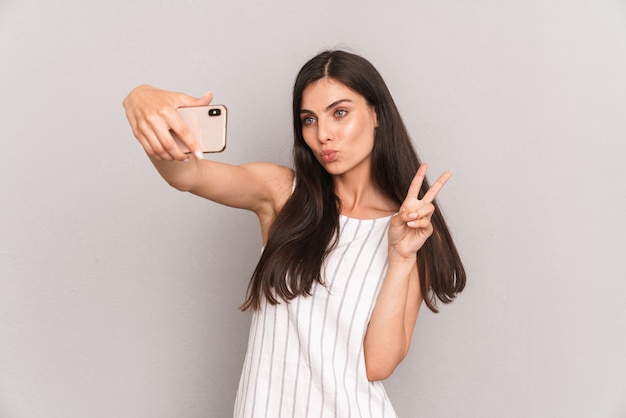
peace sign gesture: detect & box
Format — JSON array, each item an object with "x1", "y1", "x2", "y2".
[{"x1": 388, "y1": 163, "x2": 452, "y2": 260}]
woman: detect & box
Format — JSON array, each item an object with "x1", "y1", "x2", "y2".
[{"x1": 124, "y1": 50, "x2": 465, "y2": 417}]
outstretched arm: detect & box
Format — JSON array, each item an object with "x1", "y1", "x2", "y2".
[
  {"x1": 123, "y1": 85, "x2": 294, "y2": 240},
  {"x1": 363, "y1": 164, "x2": 451, "y2": 381}
]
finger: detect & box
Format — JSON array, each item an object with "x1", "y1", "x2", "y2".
[
  {"x1": 405, "y1": 203, "x2": 435, "y2": 225},
  {"x1": 166, "y1": 114, "x2": 204, "y2": 160},
  {"x1": 187, "y1": 91, "x2": 213, "y2": 107},
  {"x1": 421, "y1": 170, "x2": 452, "y2": 204},
  {"x1": 139, "y1": 115, "x2": 184, "y2": 160},
  {"x1": 172, "y1": 92, "x2": 213, "y2": 158},
  {"x1": 406, "y1": 163, "x2": 429, "y2": 198},
  {"x1": 141, "y1": 126, "x2": 177, "y2": 160},
  {"x1": 135, "y1": 132, "x2": 159, "y2": 159},
  {"x1": 407, "y1": 218, "x2": 434, "y2": 235},
  {"x1": 146, "y1": 112, "x2": 191, "y2": 161},
  {"x1": 407, "y1": 215, "x2": 433, "y2": 228},
  {"x1": 134, "y1": 119, "x2": 162, "y2": 157},
  {"x1": 173, "y1": 90, "x2": 213, "y2": 108},
  {"x1": 416, "y1": 202, "x2": 435, "y2": 219}
]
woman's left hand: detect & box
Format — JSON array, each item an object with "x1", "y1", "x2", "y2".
[{"x1": 388, "y1": 163, "x2": 451, "y2": 260}]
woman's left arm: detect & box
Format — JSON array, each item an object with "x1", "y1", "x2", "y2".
[{"x1": 363, "y1": 164, "x2": 451, "y2": 381}]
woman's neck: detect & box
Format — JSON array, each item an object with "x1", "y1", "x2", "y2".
[{"x1": 333, "y1": 172, "x2": 397, "y2": 219}]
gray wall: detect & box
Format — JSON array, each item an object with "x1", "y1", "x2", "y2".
[{"x1": 1, "y1": 1, "x2": 625, "y2": 417}]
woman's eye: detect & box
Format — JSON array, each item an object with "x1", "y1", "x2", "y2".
[
  {"x1": 302, "y1": 116, "x2": 316, "y2": 125},
  {"x1": 334, "y1": 109, "x2": 347, "y2": 118}
]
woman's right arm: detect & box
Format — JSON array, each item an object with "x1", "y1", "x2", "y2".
[{"x1": 122, "y1": 85, "x2": 294, "y2": 235}]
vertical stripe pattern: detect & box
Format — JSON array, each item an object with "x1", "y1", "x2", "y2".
[{"x1": 234, "y1": 215, "x2": 398, "y2": 418}]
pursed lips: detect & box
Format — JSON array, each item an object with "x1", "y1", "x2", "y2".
[{"x1": 320, "y1": 149, "x2": 338, "y2": 163}]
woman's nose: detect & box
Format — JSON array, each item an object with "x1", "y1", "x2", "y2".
[{"x1": 317, "y1": 119, "x2": 332, "y2": 143}]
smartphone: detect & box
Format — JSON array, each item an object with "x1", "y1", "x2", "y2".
[{"x1": 173, "y1": 105, "x2": 227, "y2": 153}]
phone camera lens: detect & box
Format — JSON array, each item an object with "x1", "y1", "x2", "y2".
[{"x1": 208, "y1": 108, "x2": 221, "y2": 117}]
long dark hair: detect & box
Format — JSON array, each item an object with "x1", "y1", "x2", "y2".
[{"x1": 241, "y1": 50, "x2": 465, "y2": 312}]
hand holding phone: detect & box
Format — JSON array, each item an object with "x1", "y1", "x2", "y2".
[{"x1": 173, "y1": 105, "x2": 227, "y2": 154}]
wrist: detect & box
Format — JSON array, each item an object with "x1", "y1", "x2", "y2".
[{"x1": 387, "y1": 248, "x2": 417, "y2": 266}]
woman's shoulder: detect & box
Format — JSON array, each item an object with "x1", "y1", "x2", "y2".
[
  {"x1": 241, "y1": 162, "x2": 294, "y2": 190},
  {"x1": 241, "y1": 161, "x2": 295, "y2": 212}
]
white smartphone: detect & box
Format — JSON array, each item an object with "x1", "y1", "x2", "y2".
[{"x1": 173, "y1": 105, "x2": 227, "y2": 153}]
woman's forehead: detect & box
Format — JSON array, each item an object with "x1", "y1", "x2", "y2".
[{"x1": 301, "y1": 77, "x2": 365, "y2": 109}]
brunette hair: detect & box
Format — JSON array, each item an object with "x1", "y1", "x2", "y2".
[{"x1": 241, "y1": 50, "x2": 465, "y2": 312}]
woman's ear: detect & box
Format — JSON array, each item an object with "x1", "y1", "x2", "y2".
[{"x1": 370, "y1": 105, "x2": 379, "y2": 128}]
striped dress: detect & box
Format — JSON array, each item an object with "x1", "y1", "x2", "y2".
[{"x1": 234, "y1": 214, "x2": 398, "y2": 417}]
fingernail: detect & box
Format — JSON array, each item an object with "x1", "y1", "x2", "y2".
[
  {"x1": 183, "y1": 158, "x2": 190, "y2": 163},
  {"x1": 194, "y1": 150, "x2": 204, "y2": 160}
]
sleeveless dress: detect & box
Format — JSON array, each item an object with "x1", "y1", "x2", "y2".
[{"x1": 234, "y1": 214, "x2": 398, "y2": 418}]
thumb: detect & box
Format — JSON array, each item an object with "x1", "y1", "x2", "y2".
[
  {"x1": 176, "y1": 91, "x2": 213, "y2": 108},
  {"x1": 190, "y1": 91, "x2": 213, "y2": 106}
]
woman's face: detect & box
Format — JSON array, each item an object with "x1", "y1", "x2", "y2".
[{"x1": 300, "y1": 77, "x2": 378, "y2": 177}]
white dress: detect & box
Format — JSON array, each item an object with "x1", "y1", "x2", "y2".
[{"x1": 234, "y1": 214, "x2": 398, "y2": 418}]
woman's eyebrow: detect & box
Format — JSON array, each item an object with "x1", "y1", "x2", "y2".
[
  {"x1": 325, "y1": 99, "x2": 352, "y2": 111},
  {"x1": 300, "y1": 99, "x2": 353, "y2": 114}
]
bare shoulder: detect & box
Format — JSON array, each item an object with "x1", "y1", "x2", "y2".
[
  {"x1": 240, "y1": 161, "x2": 294, "y2": 213},
  {"x1": 236, "y1": 162, "x2": 293, "y2": 240},
  {"x1": 241, "y1": 162, "x2": 294, "y2": 198},
  {"x1": 187, "y1": 159, "x2": 293, "y2": 219}
]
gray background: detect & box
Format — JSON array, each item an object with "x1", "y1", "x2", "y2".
[{"x1": 1, "y1": 0, "x2": 625, "y2": 417}]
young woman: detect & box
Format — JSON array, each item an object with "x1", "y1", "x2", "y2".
[{"x1": 123, "y1": 50, "x2": 465, "y2": 417}]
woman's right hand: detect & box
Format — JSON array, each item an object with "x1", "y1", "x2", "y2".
[{"x1": 123, "y1": 85, "x2": 213, "y2": 161}]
